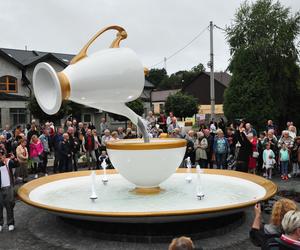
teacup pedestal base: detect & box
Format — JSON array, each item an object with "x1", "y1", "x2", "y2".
[{"x1": 131, "y1": 187, "x2": 164, "y2": 195}]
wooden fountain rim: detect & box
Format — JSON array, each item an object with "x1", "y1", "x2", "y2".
[{"x1": 18, "y1": 169, "x2": 277, "y2": 218}]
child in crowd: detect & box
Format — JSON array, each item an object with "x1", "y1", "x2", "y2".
[
  {"x1": 279, "y1": 144, "x2": 290, "y2": 180},
  {"x1": 263, "y1": 143, "x2": 275, "y2": 179},
  {"x1": 98, "y1": 151, "x2": 111, "y2": 169}
]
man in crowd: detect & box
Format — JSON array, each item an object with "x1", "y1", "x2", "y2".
[
  {"x1": 27, "y1": 123, "x2": 39, "y2": 147},
  {"x1": 235, "y1": 124, "x2": 252, "y2": 172},
  {"x1": 117, "y1": 127, "x2": 125, "y2": 139},
  {"x1": 0, "y1": 152, "x2": 15, "y2": 232},
  {"x1": 146, "y1": 111, "x2": 157, "y2": 129},
  {"x1": 52, "y1": 127, "x2": 64, "y2": 173},
  {"x1": 59, "y1": 133, "x2": 72, "y2": 172},
  {"x1": 67, "y1": 127, "x2": 80, "y2": 171},
  {"x1": 168, "y1": 117, "x2": 180, "y2": 134},
  {"x1": 82, "y1": 129, "x2": 96, "y2": 170},
  {"x1": 99, "y1": 117, "x2": 109, "y2": 136},
  {"x1": 245, "y1": 122, "x2": 257, "y2": 137}
]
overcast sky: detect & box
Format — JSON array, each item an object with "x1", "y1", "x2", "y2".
[{"x1": 0, "y1": 0, "x2": 299, "y2": 74}]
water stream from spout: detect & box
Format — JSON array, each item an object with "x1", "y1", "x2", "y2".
[{"x1": 94, "y1": 103, "x2": 150, "y2": 143}]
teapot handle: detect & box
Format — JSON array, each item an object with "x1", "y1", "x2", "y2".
[{"x1": 70, "y1": 25, "x2": 127, "y2": 65}]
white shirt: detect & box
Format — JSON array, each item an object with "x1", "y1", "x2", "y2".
[{"x1": 0, "y1": 164, "x2": 11, "y2": 188}]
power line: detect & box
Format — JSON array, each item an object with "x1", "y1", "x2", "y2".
[
  {"x1": 214, "y1": 24, "x2": 226, "y2": 32},
  {"x1": 150, "y1": 25, "x2": 209, "y2": 68}
]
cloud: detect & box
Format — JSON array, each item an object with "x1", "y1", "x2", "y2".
[{"x1": 0, "y1": 0, "x2": 299, "y2": 73}]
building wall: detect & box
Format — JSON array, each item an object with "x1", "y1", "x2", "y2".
[{"x1": 0, "y1": 56, "x2": 29, "y2": 97}]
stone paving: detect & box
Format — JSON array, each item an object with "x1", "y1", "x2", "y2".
[{"x1": 0, "y1": 173, "x2": 299, "y2": 250}]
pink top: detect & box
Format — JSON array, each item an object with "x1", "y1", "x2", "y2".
[{"x1": 30, "y1": 140, "x2": 44, "y2": 158}]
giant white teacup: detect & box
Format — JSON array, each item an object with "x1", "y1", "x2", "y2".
[{"x1": 106, "y1": 138, "x2": 187, "y2": 189}]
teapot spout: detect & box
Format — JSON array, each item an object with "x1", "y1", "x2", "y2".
[{"x1": 93, "y1": 103, "x2": 150, "y2": 143}]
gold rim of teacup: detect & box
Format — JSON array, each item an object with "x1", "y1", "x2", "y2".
[{"x1": 106, "y1": 138, "x2": 187, "y2": 150}]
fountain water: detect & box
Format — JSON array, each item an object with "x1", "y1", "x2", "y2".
[
  {"x1": 96, "y1": 103, "x2": 150, "y2": 142},
  {"x1": 89, "y1": 171, "x2": 98, "y2": 201},
  {"x1": 196, "y1": 165, "x2": 205, "y2": 200},
  {"x1": 101, "y1": 160, "x2": 108, "y2": 185},
  {"x1": 185, "y1": 157, "x2": 192, "y2": 183}
]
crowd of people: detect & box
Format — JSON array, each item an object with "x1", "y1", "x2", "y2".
[
  {"x1": 0, "y1": 112, "x2": 299, "y2": 236},
  {"x1": 147, "y1": 112, "x2": 300, "y2": 181}
]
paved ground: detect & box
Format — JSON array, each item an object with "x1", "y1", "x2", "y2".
[{"x1": 0, "y1": 172, "x2": 299, "y2": 250}]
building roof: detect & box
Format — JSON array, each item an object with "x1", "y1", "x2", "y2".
[
  {"x1": 151, "y1": 89, "x2": 181, "y2": 102},
  {"x1": 201, "y1": 71, "x2": 231, "y2": 87},
  {"x1": 144, "y1": 79, "x2": 155, "y2": 89},
  {"x1": 210, "y1": 72, "x2": 231, "y2": 87},
  {"x1": 0, "y1": 48, "x2": 75, "y2": 68},
  {"x1": 0, "y1": 93, "x2": 28, "y2": 101}
]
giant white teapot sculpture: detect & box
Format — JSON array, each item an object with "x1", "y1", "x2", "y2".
[
  {"x1": 33, "y1": 25, "x2": 186, "y2": 191},
  {"x1": 33, "y1": 25, "x2": 149, "y2": 139}
]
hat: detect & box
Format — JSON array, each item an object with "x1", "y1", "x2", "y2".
[{"x1": 295, "y1": 136, "x2": 300, "y2": 141}]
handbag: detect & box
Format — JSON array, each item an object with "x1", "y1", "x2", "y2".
[{"x1": 252, "y1": 151, "x2": 259, "y2": 158}]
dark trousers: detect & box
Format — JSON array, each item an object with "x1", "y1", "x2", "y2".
[
  {"x1": 53, "y1": 150, "x2": 60, "y2": 173},
  {"x1": 0, "y1": 186, "x2": 15, "y2": 226},
  {"x1": 235, "y1": 161, "x2": 248, "y2": 172},
  {"x1": 59, "y1": 156, "x2": 72, "y2": 173},
  {"x1": 198, "y1": 159, "x2": 208, "y2": 168},
  {"x1": 59, "y1": 156, "x2": 73, "y2": 173},
  {"x1": 216, "y1": 153, "x2": 226, "y2": 169},
  {"x1": 72, "y1": 153, "x2": 79, "y2": 171},
  {"x1": 41, "y1": 152, "x2": 48, "y2": 174}
]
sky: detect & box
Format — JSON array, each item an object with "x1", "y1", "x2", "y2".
[{"x1": 0, "y1": 0, "x2": 299, "y2": 74}]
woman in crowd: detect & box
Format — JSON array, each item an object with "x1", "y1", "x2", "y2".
[
  {"x1": 16, "y1": 139, "x2": 28, "y2": 183},
  {"x1": 110, "y1": 131, "x2": 120, "y2": 141},
  {"x1": 124, "y1": 128, "x2": 135, "y2": 139},
  {"x1": 194, "y1": 131, "x2": 208, "y2": 168},
  {"x1": 92, "y1": 129, "x2": 101, "y2": 169},
  {"x1": 263, "y1": 129, "x2": 278, "y2": 155},
  {"x1": 278, "y1": 210, "x2": 300, "y2": 249},
  {"x1": 250, "y1": 198, "x2": 298, "y2": 249},
  {"x1": 169, "y1": 236, "x2": 197, "y2": 250},
  {"x1": 278, "y1": 130, "x2": 294, "y2": 150},
  {"x1": 29, "y1": 135, "x2": 44, "y2": 179},
  {"x1": 248, "y1": 133, "x2": 258, "y2": 174},
  {"x1": 213, "y1": 129, "x2": 229, "y2": 169}
]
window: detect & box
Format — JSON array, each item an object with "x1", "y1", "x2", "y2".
[
  {"x1": 10, "y1": 108, "x2": 26, "y2": 125},
  {"x1": 0, "y1": 75, "x2": 17, "y2": 93}
]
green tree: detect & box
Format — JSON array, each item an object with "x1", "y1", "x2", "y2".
[
  {"x1": 27, "y1": 97, "x2": 72, "y2": 123},
  {"x1": 145, "y1": 68, "x2": 168, "y2": 88},
  {"x1": 148, "y1": 63, "x2": 205, "y2": 90},
  {"x1": 165, "y1": 92, "x2": 198, "y2": 119},
  {"x1": 224, "y1": 0, "x2": 300, "y2": 130}
]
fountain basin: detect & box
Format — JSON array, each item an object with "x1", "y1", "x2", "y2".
[
  {"x1": 18, "y1": 169, "x2": 277, "y2": 223},
  {"x1": 106, "y1": 138, "x2": 187, "y2": 188}
]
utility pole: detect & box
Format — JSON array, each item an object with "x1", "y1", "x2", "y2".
[
  {"x1": 164, "y1": 57, "x2": 167, "y2": 72},
  {"x1": 209, "y1": 21, "x2": 215, "y2": 121}
]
